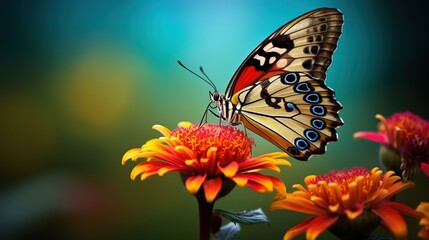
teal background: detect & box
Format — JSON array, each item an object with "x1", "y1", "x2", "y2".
[{"x1": 1, "y1": 0, "x2": 428, "y2": 239}]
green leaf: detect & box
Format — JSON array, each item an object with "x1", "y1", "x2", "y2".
[
  {"x1": 214, "y1": 208, "x2": 269, "y2": 225},
  {"x1": 214, "y1": 222, "x2": 240, "y2": 240}
]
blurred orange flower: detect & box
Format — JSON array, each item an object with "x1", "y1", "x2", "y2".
[
  {"x1": 354, "y1": 112, "x2": 429, "y2": 179},
  {"x1": 122, "y1": 122, "x2": 290, "y2": 203},
  {"x1": 417, "y1": 202, "x2": 429, "y2": 239},
  {"x1": 354, "y1": 112, "x2": 429, "y2": 150},
  {"x1": 270, "y1": 167, "x2": 420, "y2": 240}
]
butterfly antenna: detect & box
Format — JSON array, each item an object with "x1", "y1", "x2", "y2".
[
  {"x1": 178, "y1": 60, "x2": 217, "y2": 91},
  {"x1": 199, "y1": 66, "x2": 217, "y2": 92}
]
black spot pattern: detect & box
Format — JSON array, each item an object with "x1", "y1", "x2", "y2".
[
  {"x1": 304, "y1": 129, "x2": 320, "y2": 142},
  {"x1": 287, "y1": 147, "x2": 299, "y2": 155},
  {"x1": 260, "y1": 77, "x2": 302, "y2": 114},
  {"x1": 248, "y1": 35, "x2": 294, "y2": 71},
  {"x1": 285, "y1": 102, "x2": 296, "y2": 112},
  {"x1": 294, "y1": 82, "x2": 313, "y2": 93},
  {"x1": 272, "y1": 35, "x2": 294, "y2": 50},
  {"x1": 295, "y1": 138, "x2": 309, "y2": 150},
  {"x1": 260, "y1": 80, "x2": 281, "y2": 109},
  {"x1": 281, "y1": 72, "x2": 299, "y2": 84},
  {"x1": 311, "y1": 118, "x2": 326, "y2": 130},
  {"x1": 311, "y1": 105, "x2": 326, "y2": 116},
  {"x1": 311, "y1": 46, "x2": 319, "y2": 54},
  {"x1": 303, "y1": 47, "x2": 309, "y2": 54},
  {"x1": 302, "y1": 59, "x2": 312, "y2": 69},
  {"x1": 304, "y1": 93, "x2": 321, "y2": 103}
]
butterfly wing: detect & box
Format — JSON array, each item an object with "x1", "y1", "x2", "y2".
[
  {"x1": 225, "y1": 8, "x2": 343, "y2": 98},
  {"x1": 225, "y1": 8, "x2": 344, "y2": 160},
  {"x1": 234, "y1": 72, "x2": 342, "y2": 160}
]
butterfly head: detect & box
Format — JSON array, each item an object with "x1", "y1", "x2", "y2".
[
  {"x1": 209, "y1": 91, "x2": 224, "y2": 111},
  {"x1": 209, "y1": 91, "x2": 221, "y2": 102},
  {"x1": 209, "y1": 91, "x2": 227, "y2": 120}
]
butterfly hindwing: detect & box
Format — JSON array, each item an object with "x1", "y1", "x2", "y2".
[
  {"x1": 234, "y1": 72, "x2": 342, "y2": 160},
  {"x1": 226, "y1": 8, "x2": 343, "y2": 97}
]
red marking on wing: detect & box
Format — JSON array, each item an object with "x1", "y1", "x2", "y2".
[
  {"x1": 233, "y1": 65, "x2": 287, "y2": 94},
  {"x1": 233, "y1": 66, "x2": 263, "y2": 94},
  {"x1": 261, "y1": 70, "x2": 285, "y2": 80}
]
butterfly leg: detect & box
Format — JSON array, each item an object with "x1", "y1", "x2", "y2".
[{"x1": 198, "y1": 101, "x2": 216, "y2": 127}]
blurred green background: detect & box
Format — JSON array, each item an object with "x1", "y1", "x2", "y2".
[{"x1": 1, "y1": 0, "x2": 428, "y2": 239}]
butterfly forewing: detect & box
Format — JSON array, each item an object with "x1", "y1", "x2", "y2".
[
  {"x1": 220, "y1": 8, "x2": 344, "y2": 160},
  {"x1": 225, "y1": 8, "x2": 343, "y2": 97}
]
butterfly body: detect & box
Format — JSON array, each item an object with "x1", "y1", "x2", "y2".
[{"x1": 210, "y1": 8, "x2": 344, "y2": 160}]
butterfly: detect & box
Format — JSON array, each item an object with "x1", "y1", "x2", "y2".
[{"x1": 183, "y1": 8, "x2": 344, "y2": 160}]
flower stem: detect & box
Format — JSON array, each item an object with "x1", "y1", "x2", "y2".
[{"x1": 197, "y1": 197, "x2": 214, "y2": 240}]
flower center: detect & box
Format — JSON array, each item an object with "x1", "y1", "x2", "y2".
[
  {"x1": 306, "y1": 167, "x2": 378, "y2": 196},
  {"x1": 171, "y1": 123, "x2": 254, "y2": 166},
  {"x1": 308, "y1": 167, "x2": 368, "y2": 184},
  {"x1": 384, "y1": 112, "x2": 429, "y2": 139}
]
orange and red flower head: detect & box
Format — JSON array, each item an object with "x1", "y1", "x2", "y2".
[
  {"x1": 270, "y1": 167, "x2": 420, "y2": 240},
  {"x1": 354, "y1": 112, "x2": 429, "y2": 179},
  {"x1": 354, "y1": 112, "x2": 429, "y2": 150},
  {"x1": 122, "y1": 122, "x2": 290, "y2": 203}
]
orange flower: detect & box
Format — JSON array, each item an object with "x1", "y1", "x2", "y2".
[
  {"x1": 270, "y1": 167, "x2": 420, "y2": 240},
  {"x1": 354, "y1": 112, "x2": 429, "y2": 150},
  {"x1": 122, "y1": 122, "x2": 290, "y2": 203},
  {"x1": 417, "y1": 202, "x2": 429, "y2": 239},
  {"x1": 354, "y1": 112, "x2": 429, "y2": 179}
]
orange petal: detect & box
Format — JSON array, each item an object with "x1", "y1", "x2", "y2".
[
  {"x1": 219, "y1": 161, "x2": 238, "y2": 178},
  {"x1": 270, "y1": 196, "x2": 326, "y2": 216},
  {"x1": 185, "y1": 159, "x2": 200, "y2": 169},
  {"x1": 268, "y1": 176, "x2": 287, "y2": 196},
  {"x1": 152, "y1": 124, "x2": 171, "y2": 137},
  {"x1": 306, "y1": 214, "x2": 339, "y2": 240},
  {"x1": 304, "y1": 175, "x2": 317, "y2": 185},
  {"x1": 245, "y1": 181, "x2": 269, "y2": 192},
  {"x1": 177, "y1": 121, "x2": 192, "y2": 128},
  {"x1": 353, "y1": 131, "x2": 389, "y2": 145},
  {"x1": 130, "y1": 162, "x2": 162, "y2": 180},
  {"x1": 122, "y1": 148, "x2": 144, "y2": 164},
  {"x1": 259, "y1": 152, "x2": 289, "y2": 159},
  {"x1": 158, "y1": 165, "x2": 184, "y2": 176},
  {"x1": 344, "y1": 203, "x2": 364, "y2": 220},
  {"x1": 283, "y1": 217, "x2": 314, "y2": 240},
  {"x1": 240, "y1": 155, "x2": 290, "y2": 172},
  {"x1": 185, "y1": 174, "x2": 207, "y2": 194},
  {"x1": 203, "y1": 177, "x2": 222, "y2": 203},
  {"x1": 231, "y1": 175, "x2": 248, "y2": 186},
  {"x1": 384, "y1": 202, "x2": 422, "y2": 219},
  {"x1": 140, "y1": 171, "x2": 160, "y2": 181},
  {"x1": 243, "y1": 173, "x2": 273, "y2": 192},
  {"x1": 292, "y1": 184, "x2": 308, "y2": 193},
  {"x1": 375, "y1": 114, "x2": 392, "y2": 143},
  {"x1": 377, "y1": 181, "x2": 415, "y2": 204},
  {"x1": 310, "y1": 196, "x2": 329, "y2": 210},
  {"x1": 393, "y1": 127, "x2": 407, "y2": 149},
  {"x1": 174, "y1": 145, "x2": 197, "y2": 160},
  {"x1": 206, "y1": 147, "x2": 218, "y2": 175},
  {"x1": 372, "y1": 205, "x2": 407, "y2": 240}
]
